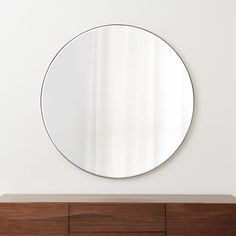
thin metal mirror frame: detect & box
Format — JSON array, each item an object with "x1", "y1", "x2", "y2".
[{"x1": 40, "y1": 24, "x2": 195, "y2": 179}]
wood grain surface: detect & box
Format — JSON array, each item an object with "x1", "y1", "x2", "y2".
[
  {"x1": 166, "y1": 203, "x2": 236, "y2": 236},
  {"x1": 70, "y1": 233, "x2": 165, "y2": 236},
  {"x1": 70, "y1": 203, "x2": 165, "y2": 233},
  {"x1": 0, "y1": 203, "x2": 68, "y2": 236}
]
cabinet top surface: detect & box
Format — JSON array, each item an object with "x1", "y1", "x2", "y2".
[{"x1": 0, "y1": 194, "x2": 235, "y2": 203}]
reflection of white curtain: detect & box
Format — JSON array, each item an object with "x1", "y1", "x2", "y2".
[
  {"x1": 84, "y1": 28, "x2": 167, "y2": 176},
  {"x1": 84, "y1": 28, "x2": 192, "y2": 177},
  {"x1": 84, "y1": 28, "x2": 158, "y2": 176}
]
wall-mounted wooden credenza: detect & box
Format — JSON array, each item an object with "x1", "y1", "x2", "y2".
[{"x1": 0, "y1": 195, "x2": 235, "y2": 236}]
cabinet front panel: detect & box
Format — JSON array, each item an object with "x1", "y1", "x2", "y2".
[
  {"x1": 70, "y1": 233, "x2": 165, "y2": 236},
  {"x1": 166, "y1": 204, "x2": 236, "y2": 236},
  {"x1": 70, "y1": 203, "x2": 165, "y2": 232},
  {"x1": 0, "y1": 203, "x2": 68, "y2": 236}
]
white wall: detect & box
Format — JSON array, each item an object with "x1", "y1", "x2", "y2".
[{"x1": 0, "y1": 0, "x2": 235, "y2": 195}]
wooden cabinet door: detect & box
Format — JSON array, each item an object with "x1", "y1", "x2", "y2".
[
  {"x1": 69, "y1": 233, "x2": 165, "y2": 236},
  {"x1": 166, "y1": 203, "x2": 236, "y2": 236},
  {"x1": 0, "y1": 203, "x2": 68, "y2": 236},
  {"x1": 69, "y1": 203, "x2": 165, "y2": 235}
]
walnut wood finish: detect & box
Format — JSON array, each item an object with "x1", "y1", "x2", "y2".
[
  {"x1": 0, "y1": 195, "x2": 235, "y2": 236},
  {"x1": 70, "y1": 233, "x2": 165, "y2": 236},
  {"x1": 166, "y1": 203, "x2": 236, "y2": 236},
  {"x1": 70, "y1": 203, "x2": 165, "y2": 233},
  {"x1": 0, "y1": 203, "x2": 68, "y2": 236}
]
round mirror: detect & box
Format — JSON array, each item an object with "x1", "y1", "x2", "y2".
[{"x1": 41, "y1": 25, "x2": 194, "y2": 178}]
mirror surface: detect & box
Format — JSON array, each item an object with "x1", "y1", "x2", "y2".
[{"x1": 41, "y1": 25, "x2": 194, "y2": 178}]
